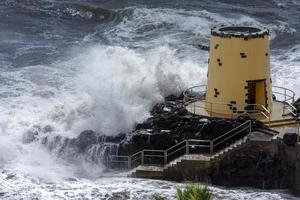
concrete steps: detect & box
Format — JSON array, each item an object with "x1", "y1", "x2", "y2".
[
  {"x1": 132, "y1": 165, "x2": 164, "y2": 178},
  {"x1": 210, "y1": 137, "x2": 248, "y2": 161},
  {"x1": 264, "y1": 118, "x2": 298, "y2": 128},
  {"x1": 131, "y1": 136, "x2": 249, "y2": 179}
]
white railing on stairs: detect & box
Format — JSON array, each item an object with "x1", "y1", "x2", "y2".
[{"x1": 107, "y1": 120, "x2": 252, "y2": 169}]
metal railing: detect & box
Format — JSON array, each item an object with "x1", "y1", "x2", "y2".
[
  {"x1": 108, "y1": 120, "x2": 252, "y2": 169},
  {"x1": 183, "y1": 85, "x2": 271, "y2": 123},
  {"x1": 272, "y1": 86, "x2": 297, "y2": 116},
  {"x1": 183, "y1": 85, "x2": 298, "y2": 121},
  {"x1": 272, "y1": 86, "x2": 295, "y2": 103}
]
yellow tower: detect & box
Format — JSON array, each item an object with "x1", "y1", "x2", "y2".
[{"x1": 205, "y1": 26, "x2": 273, "y2": 115}]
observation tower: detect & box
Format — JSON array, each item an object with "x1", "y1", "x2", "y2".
[{"x1": 185, "y1": 26, "x2": 298, "y2": 127}]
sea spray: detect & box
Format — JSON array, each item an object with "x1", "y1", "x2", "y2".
[{"x1": 74, "y1": 45, "x2": 205, "y2": 136}]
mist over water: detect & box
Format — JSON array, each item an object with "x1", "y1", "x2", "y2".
[{"x1": 0, "y1": 0, "x2": 299, "y2": 199}]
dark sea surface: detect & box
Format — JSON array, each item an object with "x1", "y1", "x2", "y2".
[{"x1": 0, "y1": 0, "x2": 299, "y2": 199}]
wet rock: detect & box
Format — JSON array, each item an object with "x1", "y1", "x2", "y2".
[
  {"x1": 37, "y1": 95, "x2": 266, "y2": 168},
  {"x1": 103, "y1": 133, "x2": 126, "y2": 143},
  {"x1": 42, "y1": 125, "x2": 54, "y2": 133},
  {"x1": 283, "y1": 133, "x2": 298, "y2": 146},
  {"x1": 77, "y1": 130, "x2": 98, "y2": 151},
  {"x1": 6, "y1": 174, "x2": 15, "y2": 180},
  {"x1": 22, "y1": 129, "x2": 39, "y2": 144},
  {"x1": 150, "y1": 103, "x2": 165, "y2": 115},
  {"x1": 164, "y1": 94, "x2": 178, "y2": 102}
]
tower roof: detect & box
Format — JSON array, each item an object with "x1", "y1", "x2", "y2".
[{"x1": 211, "y1": 26, "x2": 269, "y2": 39}]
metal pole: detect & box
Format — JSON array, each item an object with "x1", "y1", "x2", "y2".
[
  {"x1": 249, "y1": 120, "x2": 252, "y2": 133},
  {"x1": 128, "y1": 156, "x2": 131, "y2": 169},
  {"x1": 107, "y1": 156, "x2": 110, "y2": 169},
  {"x1": 186, "y1": 140, "x2": 189, "y2": 154},
  {"x1": 210, "y1": 141, "x2": 214, "y2": 155},
  {"x1": 194, "y1": 102, "x2": 196, "y2": 113},
  {"x1": 283, "y1": 89, "x2": 287, "y2": 115},
  {"x1": 210, "y1": 103, "x2": 213, "y2": 117},
  {"x1": 297, "y1": 123, "x2": 300, "y2": 143},
  {"x1": 141, "y1": 151, "x2": 144, "y2": 165},
  {"x1": 164, "y1": 151, "x2": 167, "y2": 164},
  {"x1": 293, "y1": 94, "x2": 295, "y2": 103},
  {"x1": 284, "y1": 89, "x2": 287, "y2": 102}
]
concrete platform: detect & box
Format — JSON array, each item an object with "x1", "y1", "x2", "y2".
[{"x1": 185, "y1": 100, "x2": 297, "y2": 127}]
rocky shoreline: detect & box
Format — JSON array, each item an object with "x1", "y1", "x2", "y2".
[
  {"x1": 35, "y1": 95, "x2": 265, "y2": 164},
  {"x1": 22, "y1": 94, "x2": 300, "y2": 196},
  {"x1": 22, "y1": 94, "x2": 266, "y2": 165}
]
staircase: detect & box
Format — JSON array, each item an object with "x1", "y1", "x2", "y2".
[{"x1": 131, "y1": 136, "x2": 249, "y2": 179}]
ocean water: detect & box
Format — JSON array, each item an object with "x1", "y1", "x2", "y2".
[{"x1": 0, "y1": 0, "x2": 299, "y2": 199}]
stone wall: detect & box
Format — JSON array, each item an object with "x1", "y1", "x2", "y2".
[
  {"x1": 279, "y1": 141, "x2": 300, "y2": 196},
  {"x1": 210, "y1": 138, "x2": 286, "y2": 189}
]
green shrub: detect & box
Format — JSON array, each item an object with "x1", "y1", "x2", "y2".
[
  {"x1": 152, "y1": 184, "x2": 212, "y2": 200},
  {"x1": 176, "y1": 184, "x2": 212, "y2": 200}
]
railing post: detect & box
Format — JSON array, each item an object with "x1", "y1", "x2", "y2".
[
  {"x1": 284, "y1": 89, "x2": 287, "y2": 102},
  {"x1": 128, "y1": 156, "x2": 131, "y2": 169},
  {"x1": 186, "y1": 140, "x2": 189, "y2": 154},
  {"x1": 164, "y1": 151, "x2": 167, "y2": 164},
  {"x1": 249, "y1": 120, "x2": 252, "y2": 133},
  {"x1": 293, "y1": 95, "x2": 295, "y2": 103},
  {"x1": 297, "y1": 122, "x2": 300, "y2": 143},
  {"x1": 141, "y1": 151, "x2": 144, "y2": 165},
  {"x1": 107, "y1": 156, "x2": 110, "y2": 169},
  {"x1": 210, "y1": 141, "x2": 214, "y2": 155},
  {"x1": 194, "y1": 102, "x2": 196, "y2": 113},
  {"x1": 283, "y1": 89, "x2": 287, "y2": 115}
]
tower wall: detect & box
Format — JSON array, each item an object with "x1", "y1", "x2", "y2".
[{"x1": 206, "y1": 26, "x2": 273, "y2": 115}]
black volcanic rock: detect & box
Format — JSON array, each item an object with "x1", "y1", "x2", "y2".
[
  {"x1": 77, "y1": 130, "x2": 98, "y2": 151},
  {"x1": 32, "y1": 94, "x2": 266, "y2": 167},
  {"x1": 211, "y1": 146, "x2": 285, "y2": 189},
  {"x1": 283, "y1": 133, "x2": 298, "y2": 146},
  {"x1": 165, "y1": 94, "x2": 178, "y2": 102},
  {"x1": 116, "y1": 100, "x2": 264, "y2": 157}
]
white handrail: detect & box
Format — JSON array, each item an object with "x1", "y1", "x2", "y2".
[
  {"x1": 272, "y1": 85, "x2": 295, "y2": 103},
  {"x1": 108, "y1": 120, "x2": 252, "y2": 169},
  {"x1": 212, "y1": 120, "x2": 251, "y2": 142},
  {"x1": 183, "y1": 85, "x2": 299, "y2": 122}
]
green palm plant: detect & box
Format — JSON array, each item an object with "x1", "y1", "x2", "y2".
[
  {"x1": 176, "y1": 184, "x2": 212, "y2": 200},
  {"x1": 152, "y1": 184, "x2": 212, "y2": 200}
]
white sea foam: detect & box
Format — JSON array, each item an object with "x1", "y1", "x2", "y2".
[
  {"x1": 0, "y1": 171, "x2": 295, "y2": 200},
  {"x1": 73, "y1": 45, "x2": 205, "y2": 135},
  {"x1": 102, "y1": 7, "x2": 296, "y2": 48},
  {"x1": 271, "y1": 44, "x2": 300, "y2": 95},
  {"x1": 0, "y1": 44, "x2": 205, "y2": 180}
]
